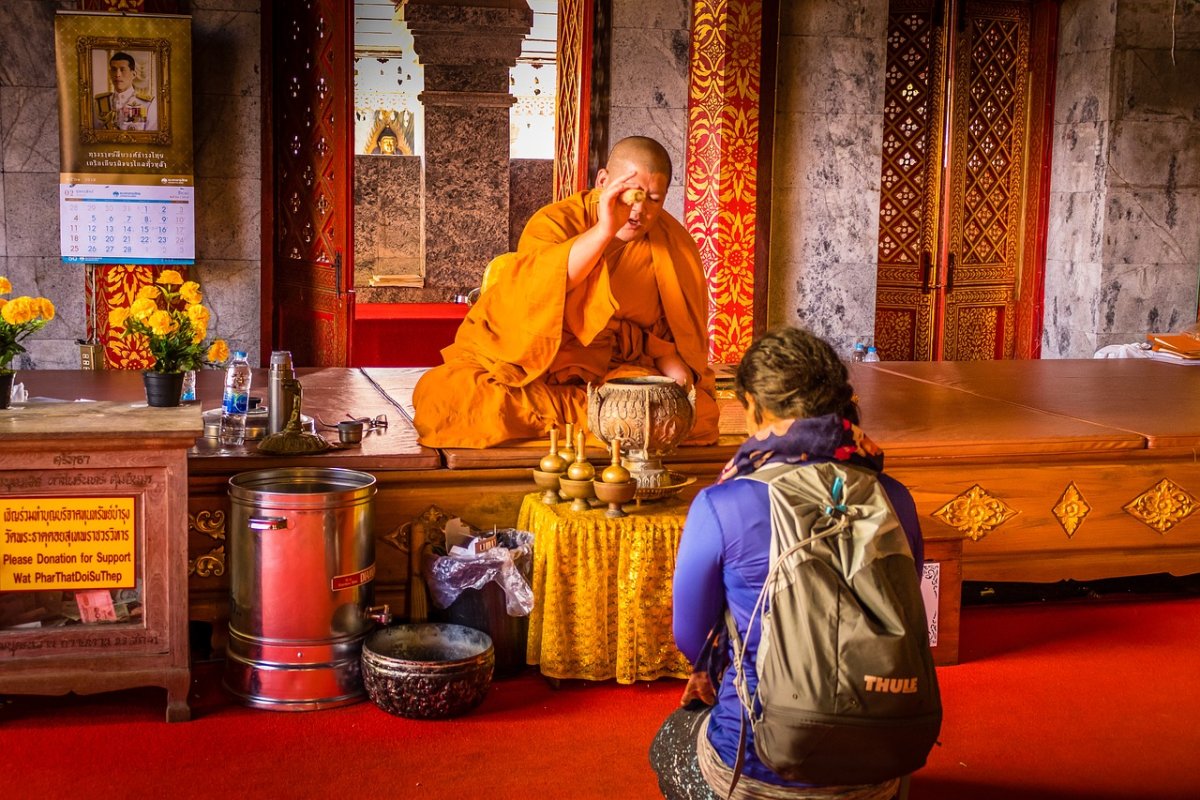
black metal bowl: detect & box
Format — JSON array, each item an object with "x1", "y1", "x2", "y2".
[{"x1": 361, "y1": 623, "x2": 494, "y2": 719}]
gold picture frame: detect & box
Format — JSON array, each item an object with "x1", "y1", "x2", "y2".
[{"x1": 76, "y1": 36, "x2": 172, "y2": 146}]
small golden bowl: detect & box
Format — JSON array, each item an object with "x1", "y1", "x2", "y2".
[
  {"x1": 558, "y1": 476, "x2": 596, "y2": 513},
  {"x1": 531, "y1": 469, "x2": 563, "y2": 505},
  {"x1": 593, "y1": 480, "x2": 636, "y2": 518}
]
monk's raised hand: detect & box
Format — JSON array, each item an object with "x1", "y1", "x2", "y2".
[{"x1": 597, "y1": 169, "x2": 640, "y2": 237}]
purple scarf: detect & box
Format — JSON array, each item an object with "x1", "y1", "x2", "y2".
[{"x1": 717, "y1": 413, "x2": 885, "y2": 484}]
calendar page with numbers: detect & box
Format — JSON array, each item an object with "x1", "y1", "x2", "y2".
[{"x1": 60, "y1": 179, "x2": 194, "y2": 265}]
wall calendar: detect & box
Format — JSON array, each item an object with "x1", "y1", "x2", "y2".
[
  {"x1": 60, "y1": 179, "x2": 194, "y2": 265},
  {"x1": 54, "y1": 12, "x2": 194, "y2": 266}
]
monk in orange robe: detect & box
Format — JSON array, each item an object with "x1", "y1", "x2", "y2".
[{"x1": 413, "y1": 136, "x2": 719, "y2": 448}]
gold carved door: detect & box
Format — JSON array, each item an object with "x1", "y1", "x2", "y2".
[{"x1": 874, "y1": 0, "x2": 1048, "y2": 361}]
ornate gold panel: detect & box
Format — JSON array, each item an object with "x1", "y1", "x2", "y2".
[
  {"x1": 941, "y1": 285, "x2": 1015, "y2": 360},
  {"x1": 946, "y1": 304, "x2": 1001, "y2": 360},
  {"x1": 685, "y1": 0, "x2": 763, "y2": 364},
  {"x1": 876, "y1": 9, "x2": 938, "y2": 272},
  {"x1": 1123, "y1": 479, "x2": 1198, "y2": 534},
  {"x1": 553, "y1": 0, "x2": 588, "y2": 200},
  {"x1": 958, "y1": 11, "x2": 1024, "y2": 270},
  {"x1": 933, "y1": 484, "x2": 1017, "y2": 541},
  {"x1": 872, "y1": 4, "x2": 945, "y2": 361},
  {"x1": 1052, "y1": 482, "x2": 1091, "y2": 538},
  {"x1": 874, "y1": 307, "x2": 917, "y2": 362},
  {"x1": 187, "y1": 509, "x2": 226, "y2": 578}
]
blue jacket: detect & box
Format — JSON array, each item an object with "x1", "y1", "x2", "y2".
[{"x1": 673, "y1": 468, "x2": 924, "y2": 786}]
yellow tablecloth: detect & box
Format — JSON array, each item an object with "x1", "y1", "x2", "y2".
[{"x1": 518, "y1": 492, "x2": 693, "y2": 683}]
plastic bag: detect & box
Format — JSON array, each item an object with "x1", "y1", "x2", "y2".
[{"x1": 423, "y1": 529, "x2": 534, "y2": 616}]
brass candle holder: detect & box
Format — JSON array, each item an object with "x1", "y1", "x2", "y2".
[
  {"x1": 559, "y1": 421, "x2": 577, "y2": 464},
  {"x1": 565, "y1": 429, "x2": 595, "y2": 482},
  {"x1": 594, "y1": 438, "x2": 635, "y2": 518},
  {"x1": 532, "y1": 427, "x2": 567, "y2": 505}
]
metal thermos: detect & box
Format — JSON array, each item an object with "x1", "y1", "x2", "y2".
[{"x1": 267, "y1": 350, "x2": 295, "y2": 435}]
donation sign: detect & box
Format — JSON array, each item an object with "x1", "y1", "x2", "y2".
[
  {"x1": 1, "y1": 497, "x2": 137, "y2": 592},
  {"x1": 54, "y1": 12, "x2": 194, "y2": 265}
]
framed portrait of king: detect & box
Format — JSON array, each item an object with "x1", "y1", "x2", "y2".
[
  {"x1": 79, "y1": 37, "x2": 172, "y2": 145},
  {"x1": 56, "y1": 12, "x2": 191, "y2": 158},
  {"x1": 55, "y1": 13, "x2": 194, "y2": 266}
]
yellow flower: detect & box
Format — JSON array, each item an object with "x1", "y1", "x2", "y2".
[
  {"x1": 137, "y1": 284, "x2": 161, "y2": 301},
  {"x1": 130, "y1": 297, "x2": 158, "y2": 320},
  {"x1": 179, "y1": 281, "x2": 202, "y2": 305},
  {"x1": 147, "y1": 309, "x2": 177, "y2": 337},
  {"x1": 156, "y1": 269, "x2": 184, "y2": 286},
  {"x1": 108, "y1": 307, "x2": 131, "y2": 329},
  {"x1": 191, "y1": 320, "x2": 208, "y2": 344},
  {"x1": 0, "y1": 284, "x2": 54, "y2": 369},
  {"x1": 186, "y1": 303, "x2": 211, "y2": 327},
  {"x1": 1, "y1": 296, "x2": 34, "y2": 325},
  {"x1": 207, "y1": 339, "x2": 230, "y2": 363}
]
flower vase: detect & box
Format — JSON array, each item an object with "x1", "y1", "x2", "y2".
[
  {"x1": 0, "y1": 372, "x2": 13, "y2": 410},
  {"x1": 143, "y1": 371, "x2": 185, "y2": 408}
]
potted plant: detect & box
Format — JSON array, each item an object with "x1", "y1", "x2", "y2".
[
  {"x1": 0, "y1": 276, "x2": 56, "y2": 409},
  {"x1": 108, "y1": 270, "x2": 230, "y2": 407}
]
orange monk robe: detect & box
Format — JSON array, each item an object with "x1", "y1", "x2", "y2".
[{"x1": 413, "y1": 189, "x2": 719, "y2": 448}]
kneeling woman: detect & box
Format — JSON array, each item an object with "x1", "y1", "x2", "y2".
[{"x1": 650, "y1": 327, "x2": 925, "y2": 800}]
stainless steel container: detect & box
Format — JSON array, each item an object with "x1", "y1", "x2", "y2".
[{"x1": 223, "y1": 467, "x2": 387, "y2": 710}]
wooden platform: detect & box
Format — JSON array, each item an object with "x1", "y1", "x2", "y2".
[{"x1": 10, "y1": 361, "x2": 1200, "y2": 667}]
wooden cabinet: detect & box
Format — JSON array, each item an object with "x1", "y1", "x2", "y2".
[{"x1": 0, "y1": 402, "x2": 200, "y2": 721}]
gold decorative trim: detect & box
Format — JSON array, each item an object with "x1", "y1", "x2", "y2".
[
  {"x1": 1052, "y1": 482, "x2": 1091, "y2": 538},
  {"x1": 933, "y1": 484, "x2": 1017, "y2": 541},
  {"x1": 1123, "y1": 479, "x2": 1197, "y2": 534},
  {"x1": 188, "y1": 509, "x2": 226, "y2": 578},
  {"x1": 190, "y1": 547, "x2": 226, "y2": 578}
]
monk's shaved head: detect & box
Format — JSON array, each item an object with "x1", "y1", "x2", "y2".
[{"x1": 606, "y1": 136, "x2": 672, "y2": 183}]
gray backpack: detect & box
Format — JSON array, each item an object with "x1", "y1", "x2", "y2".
[{"x1": 726, "y1": 462, "x2": 942, "y2": 788}]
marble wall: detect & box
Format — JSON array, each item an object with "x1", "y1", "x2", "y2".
[
  {"x1": 0, "y1": 0, "x2": 262, "y2": 368},
  {"x1": 767, "y1": 0, "x2": 888, "y2": 356},
  {"x1": 1041, "y1": 0, "x2": 1117, "y2": 357},
  {"x1": 1, "y1": 0, "x2": 84, "y2": 370},
  {"x1": 353, "y1": 155, "x2": 551, "y2": 303},
  {"x1": 1044, "y1": 0, "x2": 1200, "y2": 357},
  {"x1": 353, "y1": 154, "x2": 423, "y2": 301},
  {"x1": 609, "y1": 0, "x2": 692, "y2": 222}
]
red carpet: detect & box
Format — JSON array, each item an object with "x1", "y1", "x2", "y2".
[{"x1": 3, "y1": 596, "x2": 1199, "y2": 799}]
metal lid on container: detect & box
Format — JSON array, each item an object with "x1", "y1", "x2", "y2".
[
  {"x1": 202, "y1": 407, "x2": 315, "y2": 440},
  {"x1": 228, "y1": 467, "x2": 377, "y2": 507}
]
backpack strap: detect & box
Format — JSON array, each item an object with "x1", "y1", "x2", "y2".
[{"x1": 723, "y1": 607, "x2": 749, "y2": 797}]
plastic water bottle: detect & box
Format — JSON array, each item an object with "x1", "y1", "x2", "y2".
[
  {"x1": 180, "y1": 369, "x2": 196, "y2": 402},
  {"x1": 863, "y1": 345, "x2": 881, "y2": 363},
  {"x1": 219, "y1": 351, "x2": 252, "y2": 447},
  {"x1": 851, "y1": 342, "x2": 866, "y2": 363}
]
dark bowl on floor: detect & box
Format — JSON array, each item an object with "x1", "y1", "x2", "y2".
[{"x1": 361, "y1": 623, "x2": 494, "y2": 719}]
